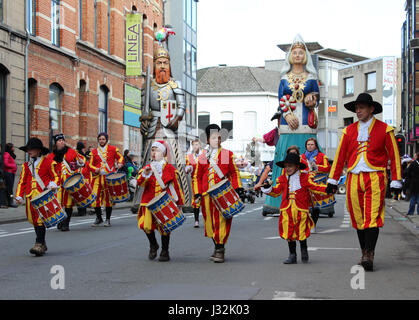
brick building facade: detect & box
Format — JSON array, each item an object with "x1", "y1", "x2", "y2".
[{"x1": 27, "y1": 0, "x2": 163, "y2": 155}]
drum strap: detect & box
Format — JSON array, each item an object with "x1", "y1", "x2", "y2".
[
  {"x1": 63, "y1": 159, "x2": 73, "y2": 175},
  {"x1": 209, "y1": 158, "x2": 225, "y2": 180},
  {"x1": 97, "y1": 147, "x2": 112, "y2": 172},
  {"x1": 29, "y1": 160, "x2": 46, "y2": 190},
  {"x1": 150, "y1": 163, "x2": 179, "y2": 202}
]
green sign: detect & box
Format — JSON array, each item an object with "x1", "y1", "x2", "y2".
[
  {"x1": 124, "y1": 84, "x2": 141, "y2": 109},
  {"x1": 126, "y1": 13, "x2": 142, "y2": 76}
]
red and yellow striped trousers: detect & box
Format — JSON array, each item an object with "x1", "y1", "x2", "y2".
[
  {"x1": 201, "y1": 194, "x2": 233, "y2": 245},
  {"x1": 346, "y1": 171, "x2": 386, "y2": 230},
  {"x1": 91, "y1": 175, "x2": 113, "y2": 208},
  {"x1": 56, "y1": 188, "x2": 74, "y2": 208},
  {"x1": 279, "y1": 205, "x2": 314, "y2": 241}
]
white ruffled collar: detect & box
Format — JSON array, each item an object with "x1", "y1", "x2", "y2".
[
  {"x1": 358, "y1": 117, "x2": 374, "y2": 142},
  {"x1": 288, "y1": 170, "x2": 301, "y2": 192}
]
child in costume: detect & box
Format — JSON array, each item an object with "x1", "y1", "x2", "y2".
[
  {"x1": 261, "y1": 153, "x2": 329, "y2": 264},
  {"x1": 137, "y1": 140, "x2": 184, "y2": 262},
  {"x1": 15, "y1": 138, "x2": 59, "y2": 256}
]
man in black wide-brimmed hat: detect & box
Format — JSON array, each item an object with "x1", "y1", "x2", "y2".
[{"x1": 326, "y1": 92, "x2": 402, "y2": 271}]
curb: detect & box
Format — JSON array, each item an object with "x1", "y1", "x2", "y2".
[{"x1": 386, "y1": 200, "x2": 419, "y2": 238}]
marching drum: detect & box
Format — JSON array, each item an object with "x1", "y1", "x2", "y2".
[
  {"x1": 311, "y1": 173, "x2": 336, "y2": 209},
  {"x1": 31, "y1": 189, "x2": 67, "y2": 228},
  {"x1": 206, "y1": 179, "x2": 244, "y2": 219},
  {"x1": 147, "y1": 191, "x2": 185, "y2": 233},
  {"x1": 63, "y1": 173, "x2": 97, "y2": 208},
  {"x1": 105, "y1": 172, "x2": 130, "y2": 203}
]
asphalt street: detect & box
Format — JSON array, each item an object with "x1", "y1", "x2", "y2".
[{"x1": 0, "y1": 195, "x2": 418, "y2": 300}]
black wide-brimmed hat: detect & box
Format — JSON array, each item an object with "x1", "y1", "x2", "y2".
[
  {"x1": 19, "y1": 137, "x2": 49, "y2": 155},
  {"x1": 271, "y1": 111, "x2": 282, "y2": 121},
  {"x1": 276, "y1": 153, "x2": 307, "y2": 170},
  {"x1": 344, "y1": 93, "x2": 382, "y2": 115},
  {"x1": 199, "y1": 123, "x2": 229, "y2": 145}
]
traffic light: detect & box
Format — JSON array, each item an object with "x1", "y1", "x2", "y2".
[{"x1": 395, "y1": 134, "x2": 405, "y2": 156}]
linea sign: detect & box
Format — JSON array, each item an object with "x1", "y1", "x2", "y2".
[{"x1": 126, "y1": 13, "x2": 142, "y2": 76}]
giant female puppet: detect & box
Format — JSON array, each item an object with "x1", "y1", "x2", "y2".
[{"x1": 264, "y1": 34, "x2": 320, "y2": 213}]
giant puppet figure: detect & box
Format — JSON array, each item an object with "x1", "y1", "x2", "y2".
[
  {"x1": 133, "y1": 29, "x2": 190, "y2": 211},
  {"x1": 264, "y1": 34, "x2": 320, "y2": 214}
]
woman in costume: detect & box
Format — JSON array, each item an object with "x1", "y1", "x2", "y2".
[
  {"x1": 301, "y1": 138, "x2": 334, "y2": 232},
  {"x1": 264, "y1": 34, "x2": 320, "y2": 213}
]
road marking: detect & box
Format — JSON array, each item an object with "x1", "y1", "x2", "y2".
[
  {"x1": 0, "y1": 214, "x2": 136, "y2": 238},
  {"x1": 273, "y1": 291, "x2": 297, "y2": 300},
  {"x1": 263, "y1": 236, "x2": 281, "y2": 240},
  {"x1": 251, "y1": 207, "x2": 263, "y2": 211},
  {"x1": 308, "y1": 247, "x2": 358, "y2": 251},
  {"x1": 316, "y1": 229, "x2": 342, "y2": 234},
  {"x1": 264, "y1": 217, "x2": 273, "y2": 221}
]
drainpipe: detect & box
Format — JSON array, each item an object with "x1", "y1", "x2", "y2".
[{"x1": 24, "y1": 27, "x2": 30, "y2": 162}]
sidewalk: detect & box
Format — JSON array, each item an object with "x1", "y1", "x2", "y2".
[
  {"x1": 0, "y1": 201, "x2": 134, "y2": 225},
  {"x1": 385, "y1": 198, "x2": 419, "y2": 236}
]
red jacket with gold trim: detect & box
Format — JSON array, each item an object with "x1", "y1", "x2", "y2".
[
  {"x1": 137, "y1": 162, "x2": 184, "y2": 206},
  {"x1": 47, "y1": 148, "x2": 84, "y2": 186},
  {"x1": 16, "y1": 156, "x2": 59, "y2": 199},
  {"x1": 301, "y1": 152, "x2": 331, "y2": 174},
  {"x1": 329, "y1": 118, "x2": 402, "y2": 181},
  {"x1": 193, "y1": 148, "x2": 242, "y2": 195},
  {"x1": 266, "y1": 172, "x2": 327, "y2": 212},
  {"x1": 89, "y1": 145, "x2": 124, "y2": 176}
]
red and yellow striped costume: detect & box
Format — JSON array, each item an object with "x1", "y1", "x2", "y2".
[
  {"x1": 266, "y1": 172, "x2": 327, "y2": 241},
  {"x1": 15, "y1": 156, "x2": 59, "y2": 226},
  {"x1": 137, "y1": 163, "x2": 184, "y2": 235},
  {"x1": 47, "y1": 148, "x2": 85, "y2": 208},
  {"x1": 185, "y1": 152, "x2": 204, "y2": 208},
  {"x1": 329, "y1": 118, "x2": 401, "y2": 230},
  {"x1": 89, "y1": 144, "x2": 124, "y2": 207},
  {"x1": 193, "y1": 148, "x2": 242, "y2": 245}
]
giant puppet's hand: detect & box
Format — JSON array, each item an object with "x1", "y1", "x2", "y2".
[
  {"x1": 139, "y1": 114, "x2": 154, "y2": 136},
  {"x1": 304, "y1": 93, "x2": 317, "y2": 108},
  {"x1": 166, "y1": 115, "x2": 182, "y2": 132},
  {"x1": 284, "y1": 113, "x2": 299, "y2": 130}
]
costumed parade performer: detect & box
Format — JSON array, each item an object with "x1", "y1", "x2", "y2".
[
  {"x1": 261, "y1": 153, "x2": 329, "y2": 264},
  {"x1": 193, "y1": 124, "x2": 243, "y2": 263},
  {"x1": 264, "y1": 34, "x2": 320, "y2": 215},
  {"x1": 185, "y1": 139, "x2": 205, "y2": 228},
  {"x1": 89, "y1": 132, "x2": 124, "y2": 227},
  {"x1": 15, "y1": 138, "x2": 59, "y2": 256},
  {"x1": 326, "y1": 93, "x2": 402, "y2": 271},
  {"x1": 47, "y1": 134, "x2": 85, "y2": 231},
  {"x1": 137, "y1": 140, "x2": 184, "y2": 262},
  {"x1": 301, "y1": 138, "x2": 334, "y2": 232}
]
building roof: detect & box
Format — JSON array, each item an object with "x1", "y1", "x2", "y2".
[
  {"x1": 277, "y1": 41, "x2": 368, "y2": 63},
  {"x1": 197, "y1": 66, "x2": 281, "y2": 94}
]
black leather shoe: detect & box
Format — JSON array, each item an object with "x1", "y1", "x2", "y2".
[
  {"x1": 283, "y1": 254, "x2": 297, "y2": 264},
  {"x1": 158, "y1": 249, "x2": 170, "y2": 262}
]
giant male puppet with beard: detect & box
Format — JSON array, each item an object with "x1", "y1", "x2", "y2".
[{"x1": 134, "y1": 44, "x2": 190, "y2": 210}]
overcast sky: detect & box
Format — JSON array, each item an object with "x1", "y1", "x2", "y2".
[{"x1": 197, "y1": 0, "x2": 406, "y2": 69}]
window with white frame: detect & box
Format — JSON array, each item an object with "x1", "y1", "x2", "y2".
[{"x1": 51, "y1": 0, "x2": 60, "y2": 46}]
